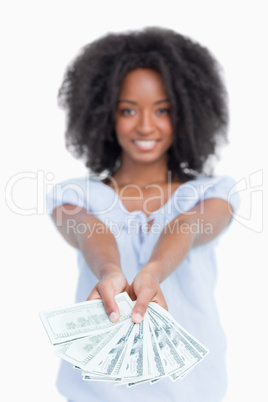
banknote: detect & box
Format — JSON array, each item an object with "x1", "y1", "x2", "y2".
[
  {"x1": 148, "y1": 305, "x2": 204, "y2": 380},
  {"x1": 115, "y1": 319, "x2": 146, "y2": 380},
  {"x1": 90, "y1": 321, "x2": 135, "y2": 376},
  {"x1": 123, "y1": 313, "x2": 166, "y2": 387},
  {"x1": 148, "y1": 302, "x2": 209, "y2": 358},
  {"x1": 40, "y1": 293, "x2": 209, "y2": 386},
  {"x1": 148, "y1": 312, "x2": 185, "y2": 376},
  {"x1": 143, "y1": 312, "x2": 165, "y2": 379},
  {"x1": 54, "y1": 323, "x2": 127, "y2": 371},
  {"x1": 39, "y1": 292, "x2": 133, "y2": 345}
]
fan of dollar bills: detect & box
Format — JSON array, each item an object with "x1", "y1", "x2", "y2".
[{"x1": 39, "y1": 292, "x2": 208, "y2": 387}]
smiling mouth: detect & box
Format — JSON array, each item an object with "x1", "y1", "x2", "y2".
[{"x1": 133, "y1": 140, "x2": 159, "y2": 151}]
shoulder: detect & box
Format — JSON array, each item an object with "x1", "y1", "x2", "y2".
[
  {"x1": 46, "y1": 176, "x2": 104, "y2": 215},
  {"x1": 188, "y1": 174, "x2": 237, "y2": 188},
  {"x1": 47, "y1": 176, "x2": 104, "y2": 194},
  {"x1": 194, "y1": 175, "x2": 240, "y2": 211},
  {"x1": 174, "y1": 175, "x2": 240, "y2": 214}
]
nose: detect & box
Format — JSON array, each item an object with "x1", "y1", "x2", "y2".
[{"x1": 136, "y1": 110, "x2": 155, "y2": 135}]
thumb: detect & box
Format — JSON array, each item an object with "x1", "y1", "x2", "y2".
[
  {"x1": 87, "y1": 286, "x2": 120, "y2": 323},
  {"x1": 132, "y1": 290, "x2": 153, "y2": 324},
  {"x1": 87, "y1": 286, "x2": 101, "y2": 301},
  {"x1": 99, "y1": 286, "x2": 120, "y2": 323}
]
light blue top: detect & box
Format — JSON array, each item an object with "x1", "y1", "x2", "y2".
[{"x1": 46, "y1": 174, "x2": 240, "y2": 402}]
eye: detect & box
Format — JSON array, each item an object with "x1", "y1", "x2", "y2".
[
  {"x1": 156, "y1": 108, "x2": 170, "y2": 115},
  {"x1": 119, "y1": 108, "x2": 136, "y2": 116}
]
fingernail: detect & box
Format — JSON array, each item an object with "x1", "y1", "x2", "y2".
[
  {"x1": 109, "y1": 312, "x2": 118, "y2": 322},
  {"x1": 132, "y1": 313, "x2": 142, "y2": 323}
]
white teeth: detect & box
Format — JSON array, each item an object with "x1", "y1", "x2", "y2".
[{"x1": 134, "y1": 140, "x2": 156, "y2": 148}]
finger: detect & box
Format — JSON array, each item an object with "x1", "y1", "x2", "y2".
[
  {"x1": 87, "y1": 286, "x2": 101, "y2": 301},
  {"x1": 161, "y1": 298, "x2": 168, "y2": 311},
  {"x1": 128, "y1": 285, "x2": 136, "y2": 301},
  {"x1": 98, "y1": 285, "x2": 120, "y2": 323},
  {"x1": 124, "y1": 282, "x2": 131, "y2": 297},
  {"x1": 154, "y1": 292, "x2": 168, "y2": 311},
  {"x1": 132, "y1": 289, "x2": 153, "y2": 324}
]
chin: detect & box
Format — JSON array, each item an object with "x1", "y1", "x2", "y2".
[{"x1": 131, "y1": 154, "x2": 164, "y2": 164}]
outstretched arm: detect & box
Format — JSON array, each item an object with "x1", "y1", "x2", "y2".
[
  {"x1": 52, "y1": 204, "x2": 129, "y2": 322},
  {"x1": 130, "y1": 198, "x2": 233, "y2": 323}
]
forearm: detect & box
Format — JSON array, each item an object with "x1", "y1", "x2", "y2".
[
  {"x1": 143, "y1": 220, "x2": 194, "y2": 283},
  {"x1": 129, "y1": 216, "x2": 196, "y2": 322},
  {"x1": 142, "y1": 198, "x2": 233, "y2": 283},
  {"x1": 52, "y1": 204, "x2": 121, "y2": 279},
  {"x1": 78, "y1": 225, "x2": 121, "y2": 280}
]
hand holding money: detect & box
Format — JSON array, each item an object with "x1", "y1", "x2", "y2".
[
  {"x1": 39, "y1": 292, "x2": 209, "y2": 386},
  {"x1": 87, "y1": 269, "x2": 130, "y2": 323},
  {"x1": 129, "y1": 270, "x2": 168, "y2": 324}
]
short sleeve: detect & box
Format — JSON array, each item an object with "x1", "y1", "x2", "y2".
[
  {"x1": 46, "y1": 177, "x2": 90, "y2": 217},
  {"x1": 202, "y1": 175, "x2": 241, "y2": 215}
]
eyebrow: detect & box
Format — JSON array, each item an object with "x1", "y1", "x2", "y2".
[{"x1": 117, "y1": 99, "x2": 170, "y2": 105}]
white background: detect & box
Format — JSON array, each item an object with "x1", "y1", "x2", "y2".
[{"x1": 1, "y1": 1, "x2": 267, "y2": 401}]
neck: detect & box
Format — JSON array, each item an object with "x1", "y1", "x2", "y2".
[{"x1": 111, "y1": 155, "x2": 173, "y2": 187}]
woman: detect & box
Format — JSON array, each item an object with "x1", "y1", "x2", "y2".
[{"x1": 47, "y1": 26, "x2": 240, "y2": 402}]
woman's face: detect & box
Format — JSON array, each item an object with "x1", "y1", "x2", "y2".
[{"x1": 115, "y1": 68, "x2": 173, "y2": 166}]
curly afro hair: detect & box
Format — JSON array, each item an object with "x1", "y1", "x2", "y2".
[{"x1": 58, "y1": 26, "x2": 229, "y2": 181}]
